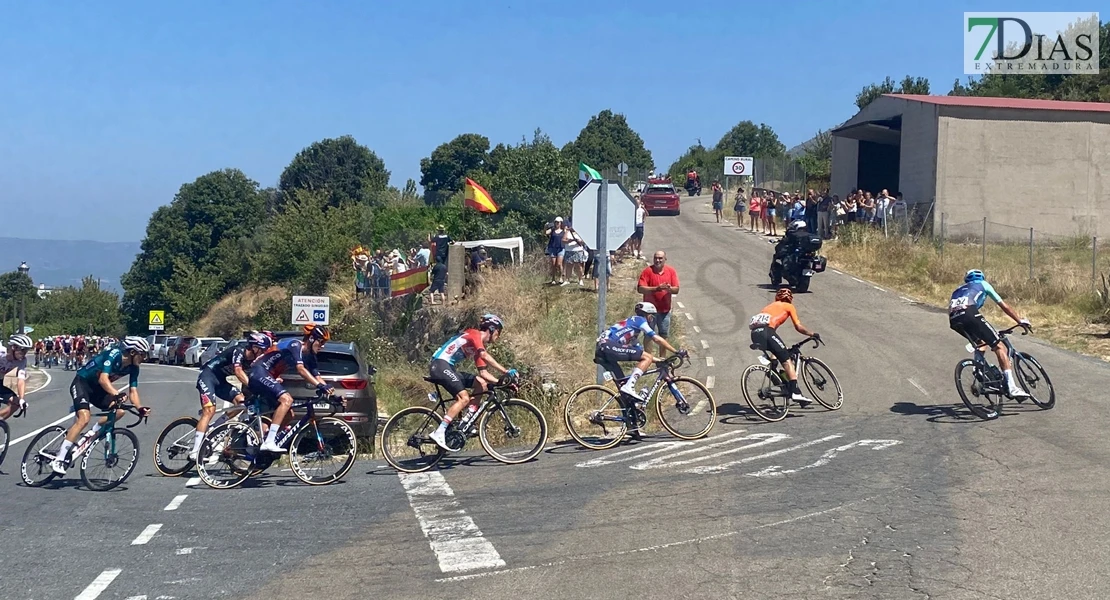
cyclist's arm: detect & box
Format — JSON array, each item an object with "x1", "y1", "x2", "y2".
[
  {"x1": 476, "y1": 350, "x2": 507, "y2": 381},
  {"x1": 97, "y1": 371, "x2": 119, "y2": 397},
  {"x1": 127, "y1": 368, "x2": 143, "y2": 409},
  {"x1": 295, "y1": 363, "x2": 325, "y2": 388},
  {"x1": 789, "y1": 307, "x2": 816, "y2": 338},
  {"x1": 983, "y1": 281, "x2": 1025, "y2": 324},
  {"x1": 233, "y1": 364, "x2": 250, "y2": 387}
]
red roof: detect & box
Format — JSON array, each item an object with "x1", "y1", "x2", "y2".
[{"x1": 886, "y1": 94, "x2": 1110, "y2": 113}]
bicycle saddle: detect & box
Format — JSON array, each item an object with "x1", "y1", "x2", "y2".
[
  {"x1": 749, "y1": 344, "x2": 760, "y2": 350},
  {"x1": 423, "y1": 377, "x2": 437, "y2": 383}
]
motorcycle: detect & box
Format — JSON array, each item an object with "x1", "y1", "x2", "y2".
[
  {"x1": 768, "y1": 238, "x2": 827, "y2": 293},
  {"x1": 685, "y1": 180, "x2": 701, "y2": 197}
]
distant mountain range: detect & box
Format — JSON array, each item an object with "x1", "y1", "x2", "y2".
[{"x1": 3, "y1": 238, "x2": 141, "y2": 294}]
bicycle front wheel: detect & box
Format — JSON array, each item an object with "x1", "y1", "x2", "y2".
[
  {"x1": 801, "y1": 357, "x2": 843, "y2": 410},
  {"x1": 955, "y1": 359, "x2": 999, "y2": 420},
  {"x1": 289, "y1": 417, "x2": 358, "y2": 485},
  {"x1": 153, "y1": 416, "x2": 199, "y2": 477},
  {"x1": 381, "y1": 407, "x2": 446, "y2": 473},
  {"x1": 564, "y1": 384, "x2": 627, "y2": 450},
  {"x1": 479, "y1": 399, "x2": 547, "y2": 464},
  {"x1": 742, "y1": 365, "x2": 789, "y2": 422},
  {"x1": 20, "y1": 425, "x2": 65, "y2": 487},
  {"x1": 1014, "y1": 352, "x2": 1055, "y2": 410},
  {"x1": 197, "y1": 421, "x2": 258, "y2": 489},
  {"x1": 81, "y1": 429, "x2": 140, "y2": 491},
  {"x1": 656, "y1": 376, "x2": 716, "y2": 440}
]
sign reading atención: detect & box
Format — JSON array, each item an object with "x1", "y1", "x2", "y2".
[{"x1": 291, "y1": 295, "x2": 330, "y2": 325}]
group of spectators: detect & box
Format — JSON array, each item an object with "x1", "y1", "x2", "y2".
[
  {"x1": 352, "y1": 226, "x2": 450, "y2": 302},
  {"x1": 734, "y1": 187, "x2": 907, "y2": 240}
]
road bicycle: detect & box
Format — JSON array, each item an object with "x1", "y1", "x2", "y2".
[
  {"x1": 381, "y1": 374, "x2": 547, "y2": 473},
  {"x1": 152, "y1": 402, "x2": 265, "y2": 476},
  {"x1": 20, "y1": 400, "x2": 148, "y2": 491},
  {"x1": 564, "y1": 350, "x2": 715, "y2": 450},
  {"x1": 954, "y1": 324, "x2": 1054, "y2": 420},
  {"x1": 741, "y1": 335, "x2": 843, "y2": 422},
  {"x1": 0, "y1": 399, "x2": 28, "y2": 469},
  {"x1": 196, "y1": 391, "x2": 357, "y2": 489}
]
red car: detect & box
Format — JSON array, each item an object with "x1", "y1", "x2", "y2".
[{"x1": 640, "y1": 177, "x2": 680, "y2": 216}]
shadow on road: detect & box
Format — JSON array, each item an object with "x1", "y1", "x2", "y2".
[{"x1": 889, "y1": 401, "x2": 980, "y2": 424}]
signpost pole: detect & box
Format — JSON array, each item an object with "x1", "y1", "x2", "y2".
[{"x1": 595, "y1": 179, "x2": 608, "y2": 385}]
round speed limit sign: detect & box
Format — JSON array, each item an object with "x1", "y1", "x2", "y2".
[{"x1": 731, "y1": 162, "x2": 746, "y2": 175}]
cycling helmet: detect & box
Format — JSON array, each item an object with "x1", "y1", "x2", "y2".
[
  {"x1": 788, "y1": 220, "x2": 807, "y2": 232},
  {"x1": 775, "y1": 287, "x2": 793, "y2": 303},
  {"x1": 247, "y1": 331, "x2": 273, "y2": 349},
  {"x1": 8, "y1": 334, "x2": 33, "y2": 349},
  {"x1": 122, "y1": 336, "x2": 151, "y2": 354},
  {"x1": 303, "y1": 323, "x2": 330, "y2": 342},
  {"x1": 964, "y1": 269, "x2": 985, "y2": 283},
  {"x1": 479, "y1": 313, "x2": 504, "y2": 332},
  {"x1": 634, "y1": 301, "x2": 658, "y2": 315}
]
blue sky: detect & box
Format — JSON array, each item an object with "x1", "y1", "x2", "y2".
[{"x1": 0, "y1": 0, "x2": 1053, "y2": 242}]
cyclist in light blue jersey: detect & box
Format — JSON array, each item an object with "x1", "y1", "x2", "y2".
[
  {"x1": 594, "y1": 301, "x2": 682, "y2": 406},
  {"x1": 949, "y1": 269, "x2": 1031, "y2": 399}
]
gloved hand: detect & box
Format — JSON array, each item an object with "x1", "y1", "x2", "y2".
[
  {"x1": 17, "y1": 397, "x2": 27, "y2": 412},
  {"x1": 507, "y1": 368, "x2": 518, "y2": 379},
  {"x1": 138, "y1": 406, "x2": 152, "y2": 418},
  {"x1": 1019, "y1": 318, "x2": 1032, "y2": 328},
  {"x1": 812, "y1": 332, "x2": 822, "y2": 341},
  {"x1": 316, "y1": 382, "x2": 333, "y2": 395}
]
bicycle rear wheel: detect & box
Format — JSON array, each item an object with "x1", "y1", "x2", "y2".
[
  {"x1": 20, "y1": 425, "x2": 65, "y2": 487},
  {"x1": 564, "y1": 384, "x2": 627, "y2": 450},
  {"x1": 0, "y1": 419, "x2": 9, "y2": 469},
  {"x1": 479, "y1": 399, "x2": 547, "y2": 464},
  {"x1": 197, "y1": 421, "x2": 258, "y2": 489},
  {"x1": 955, "y1": 359, "x2": 1000, "y2": 420},
  {"x1": 801, "y1": 357, "x2": 843, "y2": 410},
  {"x1": 153, "y1": 416, "x2": 199, "y2": 477},
  {"x1": 81, "y1": 429, "x2": 140, "y2": 491},
  {"x1": 656, "y1": 376, "x2": 716, "y2": 440},
  {"x1": 741, "y1": 365, "x2": 789, "y2": 422},
  {"x1": 289, "y1": 417, "x2": 358, "y2": 485},
  {"x1": 1014, "y1": 352, "x2": 1055, "y2": 410},
  {"x1": 381, "y1": 407, "x2": 446, "y2": 473}
]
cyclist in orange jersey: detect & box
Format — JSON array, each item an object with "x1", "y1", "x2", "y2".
[{"x1": 748, "y1": 287, "x2": 820, "y2": 404}]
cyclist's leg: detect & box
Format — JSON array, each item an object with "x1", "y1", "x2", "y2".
[
  {"x1": 0, "y1": 385, "x2": 16, "y2": 420},
  {"x1": 753, "y1": 326, "x2": 800, "y2": 395},
  {"x1": 251, "y1": 371, "x2": 292, "y2": 451},
  {"x1": 192, "y1": 371, "x2": 222, "y2": 457},
  {"x1": 431, "y1": 360, "x2": 471, "y2": 424},
  {"x1": 598, "y1": 342, "x2": 647, "y2": 397}
]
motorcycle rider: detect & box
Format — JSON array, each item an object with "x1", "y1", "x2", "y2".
[{"x1": 770, "y1": 220, "x2": 815, "y2": 285}]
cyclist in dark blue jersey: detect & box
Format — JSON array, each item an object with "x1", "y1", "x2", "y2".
[
  {"x1": 949, "y1": 269, "x2": 1031, "y2": 399},
  {"x1": 188, "y1": 332, "x2": 272, "y2": 461},
  {"x1": 249, "y1": 324, "x2": 335, "y2": 453},
  {"x1": 595, "y1": 301, "x2": 682, "y2": 407},
  {"x1": 52, "y1": 336, "x2": 152, "y2": 475}
]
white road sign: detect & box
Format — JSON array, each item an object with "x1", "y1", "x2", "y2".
[
  {"x1": 291, "y1": 295, "x2": 330, "y2": 325},
  {"x1": 617, "y1": 162, "x2": 628, "y2": 176},
  {"x1": 724, "y1": 156, "x2": 753, "y2": 176},
  {"x1": 571, "y1": 180, "x2": 637, "y2": 254}
]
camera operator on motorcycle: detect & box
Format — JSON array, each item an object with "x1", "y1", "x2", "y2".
[{"x1": 770, "y1": 220, "x2": 814, "y2": 285}]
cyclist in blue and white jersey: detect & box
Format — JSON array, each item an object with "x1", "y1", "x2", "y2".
[
  {"x1": 594, "y1": 301, "x2": 682, "y2": 406},
  {"x1": 949, "y1": 269, "x2": 1031, "y2": 399},
  {"x1": 248, "y1": 324, "x2": 336, "y2": 453},
  {"x1": 0, "y1": 334, "x2": 33, "y2": 419},
  {"x1": 189, "y1": 331, "x2": 272, "y2": 461},
  {"x1": 52, "y1": 336, "x2": 152, "y2": 474}
]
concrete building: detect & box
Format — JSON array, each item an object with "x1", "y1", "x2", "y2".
[{"x1": 831, "y1": 94, "x2": 1110, "y2": 238}]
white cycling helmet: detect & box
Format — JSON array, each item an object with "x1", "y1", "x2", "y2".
[
  {"x1": 788, "y1": 220, "x2": 807, "y2": 232},
  {"x1": 8, "y1": 334, "x2": 33, "y2": 349},
  {"x1": 634, "y1": 301, "x2": 657, "y2": 315},
  {"x1": 122, "y1": 336, "x2": 150, "y2": 354}
]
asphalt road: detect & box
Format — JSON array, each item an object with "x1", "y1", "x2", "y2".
[{"x1": 3, "y1": 195, "x2": 1110, "y2": 599}]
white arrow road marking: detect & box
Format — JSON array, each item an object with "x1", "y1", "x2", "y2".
[
  {"x1": 576, "y1": 440, "x2": 693, "y2": 468},
  {"x1": 630, "y1": 432, "x2": 788, "y2": 470},
  {"x1": 686, "y1": 434, "x2": 844, "y2": 474},
  {"x1": 747, "y1": 439, "x2": 903, "y2": 477}
]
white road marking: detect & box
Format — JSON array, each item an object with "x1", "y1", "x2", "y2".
[
  {"x1": 576, "y1": 440, "x2": 692, "y2": 468},
  {"x1": 684, "y1": 313, "x2": 693, "y2": 320},
  {"x1": 686, "y1": 434, "x2": 844, "y2": 474},
  {"x1": 434, "y1": 495, "x2": 883, "y2": 583},
  {"x1": 185, "y1": 477, "x2": 201, "y2": 487},
  {"x1": 131, "y1": 524, "x2": 163, "y2": 545},
  {"x1": 76, "y1": 569, "x2": 122, "y2": 600},
  {"x1": 176, "y1": 547, "x2": 206, "y2": 555},
  {"x1": 693, "y1": 326, "x2": 701, "y2": 333},
  {"x1": 851, "y1": 277, "x2": 864, "y2": 283},
  {"x1": 630, "y1": 432, "x2": 788, "y2": 470},
  {"x1": 27, "y1": 367, "x2": 52, "y2": 395},
  {"x1": 9, "y1": 412, "x2": 74, "y2": 447},
  {"x1": 873, "y1": 285, "x2": 885, "y2": 292},
  {"x1": 124, "y1": 596, "x2": 148, "y2": 600},
  {"x1": 700, "y1": 339, "x2": 709, "y2": 349},
  {"x1": 705, "y1": 357, "x2": 714, "y2": 367},
  {"x1": 677, "y1": 302, "x2": 685, "y2": 309},
  {"x1": 831, "y1": 269, "x2": 842, "y2": 275},
  {"x1": 398, "y1": 471, "x2": 505, "y2": 573},
  {"x1": 705, "y1": 376, "x2": 715, "y2": 389},
  {"x1": 747, "y1": 440, "x2": 903, "y2": 477},
  {"x1": 907, "y1": 378, "x2": 929, "y2": 397},
  {"x1": 163, "y1": 495, "x2": 188, "y2": 511}
]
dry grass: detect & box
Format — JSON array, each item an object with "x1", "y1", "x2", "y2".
[
  {"x1": 192, "y1": 286, "x2": 288, "y2": 337},
  {"x1": 824, "y1": 224, "x2": 1110, "y2": 362}
]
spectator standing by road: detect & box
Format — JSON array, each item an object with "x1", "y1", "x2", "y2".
[
  {"x1": 413, "y1": 241, "x2": 430, "y2": 268},
  {"x1": 562, "y1": 222, "x2": 588, "y2": 286},
  {"x1": 816, "y1": 192, "x2": 833, "y2": 240},
  {"x1": 711, "y1": 180, "x2": 724, "y2": 223},
  {"x1": 749, "y1": 192, "x2": 762, "y2": 232},
  {"x1": 631, "y1": 195, "x2": 646, "y2": 260},
  {"x1": 733, "y1": 187, "x2": 746, "y2": 228},
  {"x1": 805, "y1": 190, "x2": 819, "y2": 232},
  {"x1": 636, "y1": 251, "x2": 680, "y2": 358},
  {"x1": 545, "y1": 217, "x2": 567, "y2": 285},
  {"x1": 431, "y1": 225, "x2": 451, "y2": 265}
]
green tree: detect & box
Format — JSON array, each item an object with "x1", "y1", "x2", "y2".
[
  {"x1": 561, "y1": 110, "x2": 653, "y2": 172},
  {"x1": 401, "y1": 178, "x2": 421, "y2": 202},
  {"x1": 797, "y1": 130, "x2": 833, "y2": 184},
  {"x1": 161, "y1": 257, "x2": 223, "y2": 324},
  {"x1": 257, "y1": 189, "x2": 365, "y2": 294},
  {"x1": 856, "y1": 75, "x2": 931, "y2": 109},
  {"x1": 279, "y1": 135, "x2": 391, "y2": 209},
  {"x1": 0, "y1": 270, "x2": 35, "y2": 303},
  {"x1": 419, "y1": 133, "x2": 491, "y2": 206},
  {"x1": 487, "y1": 129, "x2": 577, "y2": 227},
  {"x1": 715, "y1": 121, "x2": 786, "y2": 158},
  {"x1": 30, "y1": 276, "x2": 123, "y2": 336}
]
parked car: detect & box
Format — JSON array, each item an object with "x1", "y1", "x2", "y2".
[
  {"x1": 641, "y1": 177, "x2": 681, "y2": 216},
  {"x1": 186, "y1": 337, "x2": 225, "y2": 366},
  {"x1": 199, "y1": 339, "x2": 231, "y2": 365},
  {"x1": 173, "y1": 336, "x2": 196, "y2": 365},
  {"x1": 159, "y1": 336, "x2": 180, "y2": 364},
  {"x1": 145, "y1": 334, "x2": 169, "y2": 363},
  {"x1": 264, "y1": 331, "x2": 377, "y2": 439}
]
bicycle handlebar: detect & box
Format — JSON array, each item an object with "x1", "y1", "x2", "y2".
[
  {"x1": 103, "y1": 401, "x2": 149, "y2": 428},
  {"x1": 790, "y1": 335, "x2": 824, "y2": 352},
  {"x1": 997, "y1": 323, "x2": 1033, "y2": 336}
]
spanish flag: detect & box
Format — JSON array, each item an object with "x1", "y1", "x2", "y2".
[
  {"x1": 463, "y1": 178, "x2": 499, "y2": 213},
  {"x1": 390, "y1": 266, "x2": 429, "y2": 297}
]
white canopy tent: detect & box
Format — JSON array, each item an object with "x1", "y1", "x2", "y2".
[{"x1": 456, "y1": 237, "x2": 525, "y2": 265}]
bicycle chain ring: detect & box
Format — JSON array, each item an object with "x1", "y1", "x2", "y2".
[
  {"x1": 627, "y1": 407, "x2": 647, "y2": 430},
  {"x1": 444, "y1": 429, "x2": 466, "y2": 451}
]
